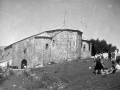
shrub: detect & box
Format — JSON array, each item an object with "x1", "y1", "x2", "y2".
[
  {"x1": 0, "y1": 73, "x2": 4, "y2": 84},
  {"x1": 0, "y1": 67, "x2": 2, "y2": 73},
  {"x1": 8, "y1": 69, "x2": 14, "y2": 76},
  {"x1": 0, "y1": 68, "x2": 15, "y2": 84},
  {"x1": 23, "y1": 70, "x2": 30, "y2": 77},
  {"x1": 0, "y1": 73, "x2": 8, "y2": 84}
]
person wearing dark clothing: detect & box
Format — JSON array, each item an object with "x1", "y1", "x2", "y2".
[
  {"x1": 111, "y1": 52, "x2": 115, "y2": 60},
  {"x1": 115, "y1": 49, "x2": 120, "y2": 63},
  {"x1": 116, "y1": 56, "x2": 120, "y2": 64},
  {"x1": 93, "y1": 56, "x2": 104, "y2": 75},
  {"x1": 111, "y1": 52, "x2": 116, "y2": 68},
  {"x1": 116, "y1": 49, "x2": 120, "y2": 64},
  {"x1": 108, "y1": 52, "x2": 111, "y2": 60}
]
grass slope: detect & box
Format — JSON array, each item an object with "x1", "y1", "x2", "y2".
[{"x1": 1, "y1": 59, "x2": 120, "y2": 90}]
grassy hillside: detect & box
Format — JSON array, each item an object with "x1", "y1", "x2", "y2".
[{"x1": 1, "y1": 59, "x2": 120, "y2": 90}]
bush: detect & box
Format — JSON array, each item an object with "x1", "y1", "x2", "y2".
[
  {"x1": 8, "y1": 69, "x2": 14, "y2": 76},
  {"x1": 23, "y1": 70, "x2": 30, "y2": 77},
  {"x1": 0, "y1": 73, "x2": 4, "y2": 83},
  {"x1": 0, "y1": 68, "x2": 15, "y2": 84},
  {"x1": 0, "y1": 67, "x2": 2, "y2": 73},
  {"x1": 0, "y1": 73, "x2": 7, "y2": 84}
]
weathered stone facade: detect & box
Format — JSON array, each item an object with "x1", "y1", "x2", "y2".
[
  {"x1": 4, "y1": 29, "x2": 82, "y2": 69},
  {"x1": 47, "y1": 30, "x2": 82, "y2": 63},
  {"x1": 81, "y1": 39, "x2": 92, "y2": 59}
]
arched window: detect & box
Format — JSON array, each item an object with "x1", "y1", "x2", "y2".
[
  {"x1": 45, "y1": 44, "x2": 48, "y2": 50},
  {"x1": 83, "y1": 44, "x2": 86, "y2": 52},
  {"x1": 24, "y1": 48, "x2": 27, "y2": 54}
]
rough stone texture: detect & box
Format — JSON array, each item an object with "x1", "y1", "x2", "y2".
[
  {"x1": 34, "y1": 38, "x2": 51, "y2": 66},
  {"x1": 81, "y1": 40, "x2": 92, "y2": 59},
  {"x1": 4, "y1": 29, "x2": 82, "y2": 68},
  {"x1": 47, "y1": 30, "x2": 82, "y2": 62},
  {"x1": 51, "y1": 31, "x2": 75, "y2": 63}
]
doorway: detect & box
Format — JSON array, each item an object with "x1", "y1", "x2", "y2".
[{"x1": 21, "y1": 59, "x2": 27, "y2": 69}]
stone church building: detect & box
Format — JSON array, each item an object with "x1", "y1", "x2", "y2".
[{"x1": 4, "y1": 24, "x2": 83, "y2": 69}]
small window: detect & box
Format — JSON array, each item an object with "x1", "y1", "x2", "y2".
[
  {"x1": 53, "y1": 40, "x2": 55, "y2": 43},
  {"x1": 83, "y1": 44, "x2": 86, "y2": 52},
  {"x1": 46, "y1": 44, "x2": 48, "y2": 49},
  {"x1": 24, "y1": 48, "x2": 26, "y2": 54}
]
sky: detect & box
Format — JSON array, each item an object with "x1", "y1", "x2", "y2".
[{"x1": 0, "y1": 0, "x2": 120, "y2": 49}]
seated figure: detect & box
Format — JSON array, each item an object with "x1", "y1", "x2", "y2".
[{"x1": 93, "y1": 55, "x2": 104, "y2": 75}]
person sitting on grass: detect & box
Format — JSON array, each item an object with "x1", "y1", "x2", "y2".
[
  {"x1": 106, "y1": 61, "x2": 120, "y2": 74},
  {"x1": 93, "y1": 55, "x2": 105, "y2": 75}
]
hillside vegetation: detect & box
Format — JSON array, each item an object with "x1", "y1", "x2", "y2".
[{"x1": 0, "y1": 59, "x2": 120, "y2": 90}]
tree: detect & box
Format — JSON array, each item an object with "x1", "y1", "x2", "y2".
[
  {"x1": 100, "y1": 39, "x2": 108, "y2": 53},
  {"x1": 90, "y1": 38, "x2": 117, "y2": 55},
  {"x1": 107, "y1": 44, "x2": 112, "y2": 51},
  {"x1": 90, "y1": 39, "x2": 96, "y2": 56},
  {"x1": 111, "y1": 46, "x2": 117, "y2": 52}
]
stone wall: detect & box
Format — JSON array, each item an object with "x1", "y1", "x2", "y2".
[
  {"x1": 48, "y1": 30, "x2": 82, "y2": 63},
  {"x1": 81, "y1": 40, "x2": 91, "y2": 59},
  {"x1": 4, "y1": 36, "x2": 52, "y2": 68},
  {"x1": 4, "y1": 29, "x2": 82, "y2": 68},
  {"x1": 34, "y1": 37, "x2": 51, "y2": 66},
  {"x1": 11, "y1": 37, "x2": 35, "y2": 68}
]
